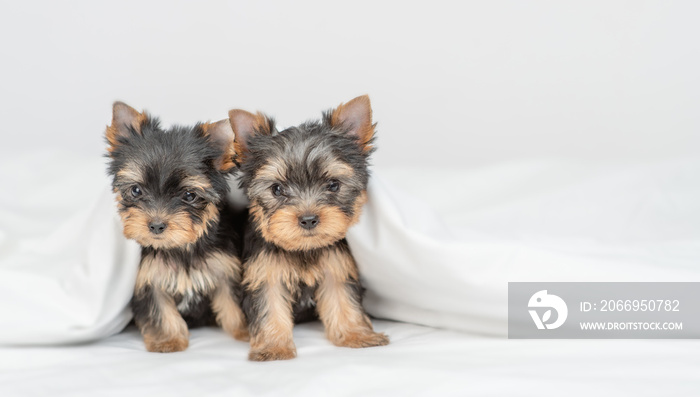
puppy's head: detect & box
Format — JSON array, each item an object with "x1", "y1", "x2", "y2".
[
  {"x1": 230, "y1": 95, "x2": 375, "y2": 251},
  {"x1": 105, "y1": 102, "x2": 235, "y2": 249}
]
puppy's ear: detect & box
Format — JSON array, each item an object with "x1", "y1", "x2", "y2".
[
  {"x1": 201, "y1": 119, "x2": 236, "y2": 172},
  {"x1": 106, "y1": 101, "x2": 146, "y2": 151},
  {"x1": 228, "y1": 109, "x2": 272, "y2": 160},
  {"x1": 329, "y1": 95, "x2": 375, "y2": 153}
]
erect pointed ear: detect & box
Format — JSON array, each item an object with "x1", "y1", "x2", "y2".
[
  {"x1": 329, "y1": 95, "x2": 376, "y2": 153},
  {"x1": 106, "y1": 101, "x2": 146, "y2": 152},
  {"x1": 201, "y1": 119, "x2": 236, "y2": 172},
  {"x1": 227, "y1": 109, "x2": 272, "y2": 161}
]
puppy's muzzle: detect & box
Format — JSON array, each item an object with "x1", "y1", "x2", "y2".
[
  {"x1": 149, "y1": 221, "x2": 167, "y2": 235},
  {"x1": 298, "y1": 214, "x2": 319, "y2": 230}
]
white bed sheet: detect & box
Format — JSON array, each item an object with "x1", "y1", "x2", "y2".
[{"x1": 2, "y1": 320, "x2": 698, "y2": 397}]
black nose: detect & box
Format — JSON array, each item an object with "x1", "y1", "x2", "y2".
[
  {"x1": 298, "y1": 214, "x2": 320, "y2": 230},
  {"x1": 149, "y1": 222, "x2": 167, "y2": 235}
]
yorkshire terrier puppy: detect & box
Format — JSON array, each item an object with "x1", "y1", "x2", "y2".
[
  {"x1": 229, "y1": 95, "x2": 389, "y2": 361},
  {"x1": 106, "y1": 102, "x2": 248, "y2": 352}
]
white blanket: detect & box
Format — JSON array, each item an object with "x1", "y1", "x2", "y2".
[
  {"x1": 0, "y1": 152, "x2": 140, "y2": 344},
  {"x1": 1, "y1": 151, "x2": 699, "y2": 344},
  {"x1": 3, "y1": 321, "x2": 699, "y2": 397},
  {"x1": 350, "y1": 158, "x2": 700, "y2": 335}
]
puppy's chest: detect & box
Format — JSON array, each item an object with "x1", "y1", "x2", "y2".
[
  {"x1": 137, "y1": 252, "x2": 238, "y2": 299},
  {"x1": 279, "y1": 259, "x2": 322, "y2": 320},
  {"x1": 285, "y1": 259, "x2": 340, "y2": 322},
  {"x1": 281, "y1": 254, "x2": 328, "y2": 289},
  {"x1": 285, "y1": 247, "x2": 357, "y2": 286}
]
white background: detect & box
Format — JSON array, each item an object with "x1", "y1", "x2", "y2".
[{"x1": 1, "y1": 1, "x2": 698, "y2": 168}]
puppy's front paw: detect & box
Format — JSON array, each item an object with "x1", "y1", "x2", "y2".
[
  {"x1": 249, "y1": 345, "x2": 297, "y2": 361},
  {"x1": 333, "y1": 331, "x2": 390, "y2": 348},
  {"x1": 145, "y1": 337, "x2": 189, "y2": 353}
]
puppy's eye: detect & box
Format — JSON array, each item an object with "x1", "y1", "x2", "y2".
[
  {"x1": 271, "y1": 184, "x2": 284, "y2": 197},
  {"x1": 328, "y1": 180, "x2": 340, "y2": 193},
  {"x1": 131, "y1": 186, "x2": 142, "y2": 198},
  {"x1": 183, "y1": 191, "x2": 197, "y2": 202}
]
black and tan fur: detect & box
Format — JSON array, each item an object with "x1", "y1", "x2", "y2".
[
  {"x1": 106, "y1": 102, "x2": 247, "y2": 352},
  {"x1": 230, "y1": 95, "x2": 389, "y2": 361}
]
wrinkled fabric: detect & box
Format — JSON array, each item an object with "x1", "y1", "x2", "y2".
[
  {"x1": 2, "y1": 321, "x2": 698, "y2": 396},
  {"x1": 349, "y1": 159, "x2": 700, "y2": 335}
]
